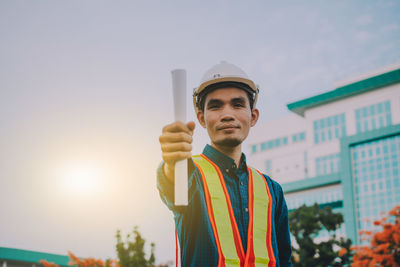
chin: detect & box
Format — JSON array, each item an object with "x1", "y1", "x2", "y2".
[{"x1": 214, "y1": 137, "x2": 242, "y2": 147}]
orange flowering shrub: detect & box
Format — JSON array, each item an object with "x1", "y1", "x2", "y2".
[
  {"x1": 351, "y1": 205, "x2": 400, "y2": 267},
  {"x1": 40, "y1": 260, "x2": 60, "y2": 267},
  {"x1": 339, "y1": 247, "x2": 348, "y2": 257},
  {"x1": 40, "y1": 252, "x2": 119, "y2": 267}
]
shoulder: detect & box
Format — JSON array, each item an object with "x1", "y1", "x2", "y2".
[
  {"x1": 264, "y1": 174, "x2": 284, "y2": 198},
  {"x1": 250, "y1": 167, "x2": 284, "y2": 201}
]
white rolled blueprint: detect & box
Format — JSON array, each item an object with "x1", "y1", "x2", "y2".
[{"x1": 171, "y1": 69, "x2": 188, "y2": 206}]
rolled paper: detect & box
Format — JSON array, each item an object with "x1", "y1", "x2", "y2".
[{"x1": 171, "y1": 69, "x2": 188, "y2": 206}]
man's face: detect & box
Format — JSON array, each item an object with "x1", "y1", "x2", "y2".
[{"x1": 197, "y1": 87, "x2": 259, "y2": 149}]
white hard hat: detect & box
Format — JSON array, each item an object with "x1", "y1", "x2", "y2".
[{"x1": 193, "y1": 61, "x2": 259, "y2": 112}]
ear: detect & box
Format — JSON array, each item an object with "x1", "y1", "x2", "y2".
[
  {"x1": 196, "y1": 110, "x2": 206, "y2": 128},
  {"x1": 250, "y1": 108, "x2": 259, "y2": 127}
]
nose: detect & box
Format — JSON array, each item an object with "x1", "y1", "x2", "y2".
[{"x1": 220, "y1": 106, "x2": 235, "y2": 122}]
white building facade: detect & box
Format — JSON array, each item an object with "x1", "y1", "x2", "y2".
[{"x1": 247, "y1": 65, "x2": 400, "y2": 243}]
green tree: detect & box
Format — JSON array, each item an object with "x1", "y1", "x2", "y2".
[
  {"x1": 116, "y1": 226, "x2": 156, "y2": 267},
  {"x1": 289, "y1": 203, "x2": 352, "y2": 267}
]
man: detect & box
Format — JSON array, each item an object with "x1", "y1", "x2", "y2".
[{"x1": 157, "y1": 61, "x2": 292, "y2": 266}]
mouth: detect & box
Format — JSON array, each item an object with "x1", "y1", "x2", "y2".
[{"x1": 217, "y1": 125, "x2": 240, "y2": 131}]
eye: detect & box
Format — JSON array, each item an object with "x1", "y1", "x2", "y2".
[
  {"x1": 206, "y1": 100, "x2": 222, "y2": 110},
  {"x1": 207, "y1": 104, "x2": 220, "y2": 110},
  {"x1": 233, "y1": 102, "x2": 244, "y2": 108}
]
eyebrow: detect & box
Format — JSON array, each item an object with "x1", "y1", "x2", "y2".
[
  {"x1": 231, "y1": 97, "x2": 246, "y2": 104},
  {"x1": 206, "y1": 99, "x2": 223, "y2": 108}
]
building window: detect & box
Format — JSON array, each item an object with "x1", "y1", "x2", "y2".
[
  {"x1": 251, "y1": 144, "x2": 257, "y2": 154},
  {"x1": 352, "y1": 134, "x2": 400, "y2": 240},
  {"x1": 268, "y1": 140, "x2": 274, "y2": 149},
  {"x1": 315, "y1": 153, "x2": 341, "y2": 176},
  {"x1": 260, "y1": 142, "x2": 267, "y2": 151},
  {"x1": 299, "y1": 132, "x2": 305, "y2": 141},
  {"x1": 260, "y1": 136, "x2": 289, "y2": 151},
  {"x1": 265, "y1": 160, "x2": 272, "y2": 174},
  {"x1": 285, "y1": 187, "x2": 343, "y2": 211},
  {"x1": 313, "y1": 113, "x2": 346, "y2": 144},
  {"x1": 275, "y1": 139, "x2": 281, "y2": 147},
  {"x1": 292, "y1": 132, "x2": 306, "y2": 143},
  {"x1": 355, "y1": 100, "x2": 392, "y2": 133}
]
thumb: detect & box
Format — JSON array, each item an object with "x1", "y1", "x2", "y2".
[{"x1": 187, "y1": 121, "x2": 196, "y2": 133}]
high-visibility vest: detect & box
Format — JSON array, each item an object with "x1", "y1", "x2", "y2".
[{"x1": 192, "y1": 154, "x2": 276, "y2": 267}]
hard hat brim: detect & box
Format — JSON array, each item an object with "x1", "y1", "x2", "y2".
[
  {"x1": 193, "y1": 77, "x2": 259, "y2": 113},
  {"x1": 196, "y1": 76, "x2": 258, "y2": 96}
]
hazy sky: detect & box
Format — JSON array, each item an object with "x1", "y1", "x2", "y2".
[{"x1": 1, "y1": 0, "x2": 399, "y2": 265}]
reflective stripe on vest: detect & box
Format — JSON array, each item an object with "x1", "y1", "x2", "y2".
[{"x1": 192, "y1": 154, "x2": 276, "y2": 267}]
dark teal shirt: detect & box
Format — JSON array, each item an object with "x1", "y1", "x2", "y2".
[{"x1": 157, "y1": 145, "x2": 292, "y2": 266}]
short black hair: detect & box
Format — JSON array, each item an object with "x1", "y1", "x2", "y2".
[{"x1": 197, "y1": 81, "x2": 255, "y2": 112}]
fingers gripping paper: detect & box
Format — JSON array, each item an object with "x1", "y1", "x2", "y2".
[{"x1": 171, "y1": 69, "x2": 188, "y2": 206}]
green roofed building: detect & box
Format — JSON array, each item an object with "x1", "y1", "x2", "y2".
[
  {"x1": 0, "y1": 247, "x2": 69, "y2": 267},
  {"x1": 247, "y1": 64, "x2": 400, "y2": 244}
]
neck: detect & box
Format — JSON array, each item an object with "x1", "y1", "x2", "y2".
[{"x1": 211, "y1": 143, "x2": 242, "y2": 166}]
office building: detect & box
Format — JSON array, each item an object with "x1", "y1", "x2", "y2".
[{"x1": 248, "y1": 64, "x2": 400, "y2": 243}]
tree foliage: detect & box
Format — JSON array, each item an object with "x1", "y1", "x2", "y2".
[
  {"x1": 351, "y1": 205, "x2": 400, "y2": 267},
  {"x1": 116, "y1": 227, "x2": 155, "y2": 267},
  {"x1": 289, "y1": 203, "x2": 352, "y2": 267},
  {"x1": 41, "y1": 226, "x2": 172, "y2": 267}
]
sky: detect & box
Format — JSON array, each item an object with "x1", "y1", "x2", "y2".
[{"x1": 1, "y1": 0, "x2": 400, "y2": 265}]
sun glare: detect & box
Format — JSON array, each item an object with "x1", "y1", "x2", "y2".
[{"x1": 58, "y1": 163, "x2": 106, "y2": 196}]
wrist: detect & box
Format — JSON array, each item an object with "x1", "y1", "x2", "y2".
[{"x1": 163, "y1": 162, "x2": 174, "y2": 183}]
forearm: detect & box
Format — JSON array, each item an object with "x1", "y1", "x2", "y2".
[
  {"x1": 162, "y1": 162, "x2": 174, "y2": 184},
  {"x1": 157, "y1": 162, "x2": 175, "y2": 209},
  {"x1": 277, "y1": 193, "x2": 293, "y2": 266},
  {"x1": 277, "y1": 214, "x2": 292, "y2": 266},
  {"x1": 156, "y1": 160, "x2": 196, "y2": 213}
]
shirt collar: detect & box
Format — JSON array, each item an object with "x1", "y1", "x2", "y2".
[{"x1": 202, "y1": 144, "x2": 247, "y2": 172}]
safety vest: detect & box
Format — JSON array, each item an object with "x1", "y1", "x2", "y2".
[{"x1": 192, "y1": 154, "x2": 276, "y2": 267}]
